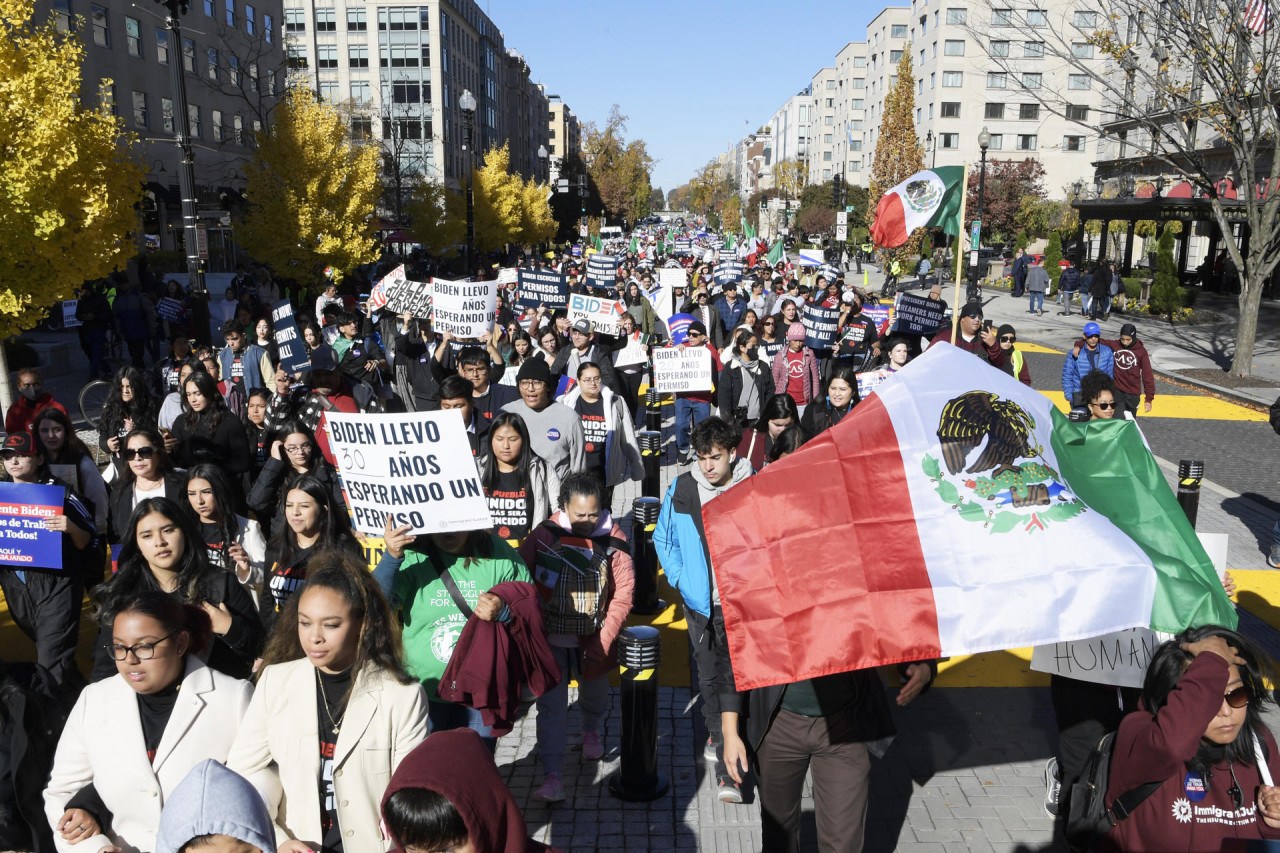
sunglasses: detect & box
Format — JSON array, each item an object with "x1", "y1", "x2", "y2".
[
  {"x1": 123, "y1": 446, "x2": 158, "y2": 460},
  {"x1": 1000, "y1": 335, "x2": 1016, "y2": 343},
  {"x1": 964, "y1": 313, "x2": 982, "y2": 320},
  {"x1": 1090, "y1": 401, "x2": 1116, "y2": 410},
  {"x1": 1225, "y1": 685, "x2": 1250, "y2": 709}
]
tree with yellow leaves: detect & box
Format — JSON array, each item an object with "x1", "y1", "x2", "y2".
[
  {"x1": 472, "y1": 143, "x2": 523, "y2": 253},
  {"x1": 721, "y1": 195, "x2": 742, "y2": 235},
  {"x1": 0, "y1": 0, "x2": 143, "y2": 348},
  {"x1": 405, "y1": 181, "x2": 466, "y2": 257},
  {"x1": 518, "y1": 178, "x2": 557, "y2": 248},
  {"x1": 867, "y1": 49, "x2": 924, "y2": 256},
  {"x1": 239, "y1": 87, "x2": 380, "y2": 283}
]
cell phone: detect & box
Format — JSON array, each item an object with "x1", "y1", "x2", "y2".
[{"x1": 983, "y1": 320, "x2": 994, "y2": 331}]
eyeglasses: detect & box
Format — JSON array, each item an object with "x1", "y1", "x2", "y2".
[
  {"x1": 107, "y1": 633, "x2": 174, "y2": 661},
  {"x1": 1090, "y1": 401, "x2": 1117, "y2": 410},
  {"x1": 1225, "y1": 685, "x2": 1251, "y2": 709},
  {"x1": 519, "y1": 380, "x2": 546, "y2": 390},
  {"x1": 1000, "y1": 336, "x2": 1016, "y2": 343},
  {"x1": 283, "y1": 443, "x2": 312, "y2": 454},
  {"x1": 579, "y1": 376, "x2": 603, "y2": 384},
  {"x1": 122, "y1": 446, "x2": 157, "y2": 461}
]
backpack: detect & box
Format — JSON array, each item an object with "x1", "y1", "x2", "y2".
[
  {"x1": 1064, "y1": 731, "x2": 1161, "y2": 852},
  {"x1": 530, "y1": 520, "x2": 621, "y2": 635}
]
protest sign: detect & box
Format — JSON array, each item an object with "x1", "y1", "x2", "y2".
[
  {"x1": 856, "y1": 368, "x2": 896, "y2": 399},
  {"x1": 271, "y1": 300, "x2": 312, "y2": 374},
  {"x1": 516, "y1": 269, "x2": 568, "y2": 310},
  {"x1": 586, "y1": 254, "x2": 620, "y2": 290},
  {"x1": 568, "y1": 292, "x2": 626, "y2": 337},
  {"x1": 892, "y1": 291, "x2": 948, "y2": 336},
  {"x1": 0, "y1": 482, "x2": 65, "y2": 570},
  {"x1": 863, "y1": 305, "x2": 893, "y2": 337},
  {"x1": 798, "y1": 249, "x2": 824, "y2": 266},
  {"x1": 156, "y1": 297, "x2": 184, "y2": 323},
  {"x1": 431, "y1": 278, "x2": 495, "y2": 338},
  {"x1": 801, "y1": 303, "x2": 841, "y2": 350},
  {"x1": 652, "y1": 346, "x2": 713, "y2": 393},
  {"x1": 713, "y1": 260, "x2": 744, "y2": 288},
  {"x1": 325, "y1": 411, "x2": 492, "y2": 536},
  {"x1": 818, "y1": 264, "x2": 841, "y2": 282},
  {"x1": 654, "y1": 267, "x2": 686, "y2": 322},
  {"x1": 369, "y1": 265, "x2": 405, "y2": 311},
  {"x1": 613, "y1": 331, "x2": 649, "y2": 368},
  {"x1": 666, "y1": 313, "x2": 696, "y2": 345},
  {"x1": 673, "y1": 238, "x2": 692, "y2": 256},
  {"x1": 496, "y1": 268, "x2": 519, "y2": 288},
  {"x1": 62, "y1": 300, "x2": 81, "y2": 328},
  {"x1": 384, "y1": 277, "x2": 433, "y2": 317}
]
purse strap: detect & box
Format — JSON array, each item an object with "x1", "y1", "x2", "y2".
[{"x1": 427, "y1": 547, "x2": 473, "y2": 619}]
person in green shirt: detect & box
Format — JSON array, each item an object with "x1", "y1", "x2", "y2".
[{"x1": 374, "y1": 518, "x2": 529, "y2": 750}]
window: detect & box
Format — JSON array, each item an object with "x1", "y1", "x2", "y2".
[
  {"x1": 182, "y1": 38, "x2": 195, "y2": 72},
  {"x1": 381, "y1": 7, "x2": 419, "y2": 30},
  {"x1": 852, "y1": 98, "x2": 864, "y2": 109},
  {"x1": 985, "y1": 102, "x2": 1005, "y2": 119},
  {"x1": 941, "y1": 101, "x2": 960, "y2": 117},
  {"x1": 851, "y1": 118, "x2": 863, "y2": 129},
  {"x1": 918, "y1": 79, "x2": 924, "y2": 94},
  {"x1": 891, "y1": 23, "x2": 908, "y2": 36},
  {"x1": 420, "y1": 45, "x2": 430, "y2": 64},
  {"x1": 162, "y1": 97, "x2": 174, "y2": 132},
  {"x1": 263, "y1": 12, "x2": 272, "y2": 41},
  {"x1": 823, "y1": 133, "x2": 833, "y2": 142},
  {"x1": 245, "y1": 4, "x2": 254, "y2": 34},
  {"x1": 917, "y1": 106, "x2": 923, "y2": 122},
  {"x1": 944, "y1": 39, "x2": 965, "y2": 55},
  {"x1": 286, "y1": 44, "x2": 306, "y2": 69},
  {"x1": 825, "y1": 115, "x2": 834, "y2": 125},
  {"x1": 822, "y1": 169, "x2": 831, "y2": 180},
  {"x1": 987, "y1": 72, "x2": 1008, "y2": 88},
  {"x1": 350, "y1": 80, "x2": 371, "y2": 102},
  {"x1": 946, "y1": 7, "x2": 967, "y2": 22},
  {"x1": 233, "y1": 114, "x2": 244, "y2": 144},
  {"x1": 825, "y1": 97, "x2": 834, "y2": 107},
  {"x1": 391, "y1": 81, "x2": 420, "y2": 103},
  {"x1": 825, "y1": 79, "x2": 836, "y2": 89},
  {"x1": 314, "y1": 8, "x2": 335, "y2": 31},
  {"x1": 420, "y1": 7, "x2": 430, "y2": 29},
  {"x1": 823, "y1": 151, "x2": 833, "y2": 161},
  {"x1": 224, "y1": 0, "x2": 234, "y2": 27},
  {"x1": 851, "y1": 160, "x2": 862, "y2": 172},
  {"x1": 284, "y1": 9, "x2": 304, "y2": 32},
  {"x1": 853, "y1": 56, "x2": 867, "y2": 67},
  {"x1": 987, "y1": 133, "x2": 1004, "y2": 149},
  {"x1": 348, "y1": 45, "x2": 368, "y2": 67},
  {"x1": 383, "y1": 118, "x2": 424, "y2": 139},
  {"x1": 990, "y1": 39, "x2": 1009, "y2": 56},
  {"x1": 203, "y1": 0, "x2": 212, "y2": 14},
  {"x1": 317, "y1": 45, "x2": 337, "y2": 68},
  {"x1": 1024, "y1": 41, "x2": 1043, "y2": 57},
  {"x1": 1064, "y1": 135, "x2": 1085, "y2": 151},
  {"x1": 53, "y1": 0, "x2": 70, "y2": 31},
  {"x1": 1022, "y1": 72, "x2": 1042, "y2": 88},
  {"x1": 247, "y1": 62, "x2": 258, "y2": 93},
  {"x1": 211, "y1": 109, "x2": 223, "y2": 141},
  {"x1": 1019, "y1": 103, "x2": 1040, "y2": 119},
  {"x1": 347, "y1": 8, "x2": 366, "y2": 30},
  {"x1": 388, "y1": 44, "x2": 418, "y2": 66},
  {"x1": 852, "y1": 78, "x2": 865, "y2": 89},
  {"x1": 228, "y1": 55, "x2": 239, "y2": 84},
  {"x1": 156, "y1": 28, "x2": 168, "y2": 63},
  {"x1": 1068, "y1": 74, "x2": 1091, "y2": 89},
  {"x1": 1072, "y1": 42, "x2": 1094, "y2": 58},
  {"x1": 318, "y1": 82, "x2": 337, "y2": 101},
  {"x1": 125, "y1": 16, "x2": 141, "y2": 56},
  {"x1": 991, "y1": 8, "x2": 1012, "y2": 25},
  {"x1": 940, "y1": 133, "x2": 959, "y2": 148},
  {"x1": 1016, "y1": 133, "x2": 1037, "y2": 150},
  {"x1": 208, "y1": 48, "x2": 221, "y2": 82},
  {"x1": 132, "y1": 91, "x2": 147, "y2": 127},
  {"x1": 1073, "y1": 10, "x2": 1097, "y2": 27},
  {"x1": 1067, "y1": 104, "x2": 1089, "y2": 121},
  {"x1": 351, "y1": 116, "x2": 372, "y2": 139},
  {"x1": 1027, "y1": 8, "x2": 1047, "y2": 26},
  {"x1": 942, "y1": 71, "x2": 963, "y2": 86},
  {"x1": 850, "y1": 140, "x2": 862, "y2": 150},
  {"x1": 90, "y1": 5, "x2": 108, "y2": 47},
  {"x1": 188, "y1": 104, "x2": 201, "y2": 138},
  {"x1": 890, "y1": 49, "x2": 903, "y2": 62},
  {"x1": 919, "y1": 16, "x2": 927, "y2": 33}
]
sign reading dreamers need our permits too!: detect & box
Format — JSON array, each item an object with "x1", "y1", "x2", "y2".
[
  {"x1": 324, "y1": 411, "x2": 492, "y2": 536},
  {"x1": 652, "y1": 346, "x2": 713, "y2": 393}
]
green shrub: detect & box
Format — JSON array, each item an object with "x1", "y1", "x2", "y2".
[
  {"x1": 1044, "y1": 233, "x2": 1063, "y2": 293},
  {"x1": 1149, "y1": 230, "x2": 1180, "y2": 319},
  {"x1": 1123, "y1": 277, "x2": 1145, "y2": 299}
]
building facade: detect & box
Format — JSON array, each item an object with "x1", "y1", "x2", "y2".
[
  {"x1": 547, "y1": 95, "x2": 580, "y2": 181},
  {"x1": 768, "y1": 87, "x2": 812, "y2": 172}
]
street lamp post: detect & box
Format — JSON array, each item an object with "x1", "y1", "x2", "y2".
[
  {"x1": 459, "y1": 89, "x2": 477, "y2": 278},
  {"x1": 537, "y1": 144, "x2": 548, "y2": 183},
  {"x1": 969, "y1": 126, "x2": 991, "y2": 302}
]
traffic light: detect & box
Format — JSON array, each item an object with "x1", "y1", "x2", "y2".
[{"x1": 832, "y1": 174, "x2": 843, "y2": 208}]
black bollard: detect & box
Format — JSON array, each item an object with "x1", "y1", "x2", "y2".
[
  {"x1": 609, "y1": 626, "x2": 669, "y2": 802},
  {"x1": 1177, "y1": 459, "x2": 1204, "y2": 528},
  {"x1": 630, "y1": 496, "x2": 665, "y2": 615},
  {"x1": 645, "y1": 386, "x2": 663, "y2": 433},
  {"x1": 637, "y1": 430, "x2": 662, "y2": 498}
]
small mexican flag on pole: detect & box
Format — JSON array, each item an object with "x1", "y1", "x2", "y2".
[
  {"x1": 764, "y1": 238, "x2": 785, "y2": 266},
  {"x1": 870, "y1": 166, "x2": 965, "y2": 248}
]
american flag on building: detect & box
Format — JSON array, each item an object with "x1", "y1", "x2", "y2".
[{"x1": 1245, "y1": 0, "x2": 1271, "y2": 34}]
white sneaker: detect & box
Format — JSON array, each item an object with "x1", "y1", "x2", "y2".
[
  {"x1": 1044, "y1": 757, "x2": 1061, "y2": 817},
  {"x1": 704, "y1": 736, "x2": 719, "y2": 761}
]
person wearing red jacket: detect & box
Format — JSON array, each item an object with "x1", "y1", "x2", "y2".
[
  {"x1": 930, "y1": 303, "x2": 1007, "y2": 367},
  {"x1": 1100, "y1": 626, "x2": 1280, "y2": 852},
  {"x1": 5, "y1": 369, "x2": 68, "y2": 435},
  {"x1": 1071, "y1": 322, "x2": 1156, "y2": 416}
]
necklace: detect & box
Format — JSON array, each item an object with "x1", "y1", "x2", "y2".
[{"x1": 316, "y1": 669, "x2": 345, "y2": 736}]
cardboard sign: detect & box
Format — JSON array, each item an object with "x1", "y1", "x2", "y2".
[
  {"x1": 325, "y1": 411, "x2": 493, "y2": 536},
  {"x1": 802, "y1": 303, "x2": 841, "y2": 351},
  {"x1": 892, "y1": 292, "x2": 949, "y2": 336},
  {"x1": 0, "y1": 482, "x2": 65, "y2": 570},
  {"x1": 431, "y1": 278, "x2": 495, "y2": 338},
  {"x1": 156, "y1": 297, "x2": 184, "y2": 322},
  {"x1": 496, "y1": 267, "x2": 519, "y2": 288},
  {"x1": 586, "y1": 254, "x2": 620, "y2": 290},
  {"x1": 516, "y1": 269, "x2": 568, "y2": 310},
  {"x1": 613, "y1": 331, "x2": 649, "y2": 368},
  {"x1": 652, "y1": 346, "x2": 713, "y2": 393},
  {"x1": 368, "y1": 265, "x2": 404, "y2": 311},
  {"x1": 271, "y1": 299, "x2": 311, "y2": 374},
  {"x1": 568, "y1": 293, "x2": 626, "y2": 337}
]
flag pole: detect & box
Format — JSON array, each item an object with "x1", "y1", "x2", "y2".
[{"x1": 950, "y1": 162, "x2": 971, "y2": 345}]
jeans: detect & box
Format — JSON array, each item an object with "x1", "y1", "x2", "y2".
[
  {"x1": 675, "y1": 398, "x2": 710, "y2": 455},
  {"x1": 535, "y1": 646, "x2": 611, "y2": 776},
  {"x1": 686, "y1": 606, "x2": 728, "y2": 775},
  {"x1": 428, "y1": 700, "x2": 495, "y2": 753},
  {"x1": 87, "y1": 327, "x2": 107, "y2": 378},
  {"x1": 1028, "y1": 292, "x2": 1044, "y2": 313}
]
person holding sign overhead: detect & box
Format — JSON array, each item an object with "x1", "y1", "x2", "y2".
[
  {"x1": 549, "y1": 319, "x2": 620, "y2": 395},
  {"x1": 672, "y1": 321, "x2": 724, "y2": 467}
]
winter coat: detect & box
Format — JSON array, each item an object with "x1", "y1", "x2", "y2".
[
  {"x1": 1061, "y1": 343, "x2": 1116, "y2": 403},
  {"x1": 1025, "y1": 266, "x2": 1050, "y2": 293},
  {"x1": 560, "y1": 385, "x2": 642, "y2": 487},
  {"x1": 624, "y1": 297, "x2": 657, "y2": 335},
  {"x1": 1102, "y1": 338, "x2": 1156, "y2": 402},
  {"x1": 717, "y1": 359, "x2": 773, "y2": 425},
  {"x1": 713, "y1": 296, "x2": 748, "y2": 339},
  {"x1": 771, "y1": 346, "x2": 821, "y2": 403}
]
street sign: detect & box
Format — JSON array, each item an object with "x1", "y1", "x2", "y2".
[
  {"x1": 835, "y1": 225, "x2": 848, "y2": 241},
  {"x1": 836, "y1": 211, "x2": 848, "y2": 225},
  {"x1": 845, "y1": 205, "x2": 855, "y2": 213},
  {"x1": 195, "y1": 224, "x2": 209, "y2": 260},
  {"x1": 970, "y1": 220, "x2": 982, "y2": 248}
]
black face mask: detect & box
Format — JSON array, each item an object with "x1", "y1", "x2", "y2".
[{"x1": 745, "y1": 347, "x2": 759, "y2": 362}]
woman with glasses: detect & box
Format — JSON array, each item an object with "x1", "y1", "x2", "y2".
[
  {"x1": 1080, "y1": 370, "x2": 1125, "y2": 422},
  {"x1": 246, "y1": 419, "x2": 346, "y2": 536},
  {"x1": 536, "y1": 327, "x2": 561, "y2": 362},
  {"x1": 32, "y1": 407, "x2": 109, "y2": 536},
  {"x1": 108, "y1": 427, "x2": 186, "y2": 543},
  {"x1": 43, "y1": 592, "x2": 253, "y2": 853},
  {"x1": 996, "y1": 324, "x2": 1031, "y2": 386},
  {"x1": 477, "y1": 412, "x2": 559, "y2": 548},
  {"x1": 562, "y1": 361, "x2": 642, "y2": 508},
  {"x1": 185, "y1": 462, "x2": 267, "y2": 608},
  {"x1": 91, "y1": 497, "x2": 264, "y2": 682},
  {"x1": 168, "y1": 370, "x2": 252, "y2": 476}
]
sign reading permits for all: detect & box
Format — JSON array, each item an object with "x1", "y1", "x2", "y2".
[
  {"x1": 652, "y1": 346, "x2": 713, "y2": 393},
  {"x1": 325, "y1": 411, "x2": 492, "y2": 536},
  {"x1": 568, "y1": 293, "x2": 626, "y2": 336},
  {"x1": 271, "y1": 299, "x2": 311, "y2": 374}
]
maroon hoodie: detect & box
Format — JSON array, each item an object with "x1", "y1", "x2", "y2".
[
  {"x1": 381, "y1": 729, "x2": 558, "y2": 853},
  {"x1": 1100, "y1": 654, "x2": 1280, "y2": 852},
  {"x1": 1102, "y1": 337, "x2": 1156, "y2": 402}
]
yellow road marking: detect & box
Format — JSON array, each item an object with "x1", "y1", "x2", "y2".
[
  {"x1": 1039, "y1": 390, "x2": 1266, "y2": 421},
  {"x1": 1015, "y1": 342, "x2": 1063, "y2": 355}
]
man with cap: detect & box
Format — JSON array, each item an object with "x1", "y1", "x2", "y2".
[
  {"x1": 501, "y1": 358, "x2": 586, "y2": 480},
  {"x1": 672, "y1": 320, "x2": 724, "y2": 466},
  {"x1": 1069, "y1": 322, "x2": 1153, "y2": 415},
  {"x1": 1061, "y1": 322, "x2": 1115, "y2": 408},
  {"x1": 549, "y1": 318, "x2": 620, "y2": 393},
  {"x1": 930, "y1": 303, "x2": 1006, "y2": 366},
  {"x1": 296, "y1": 343, "x2": 385, "y2": 465}
]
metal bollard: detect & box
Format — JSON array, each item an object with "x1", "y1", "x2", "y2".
[
  {"x1": 609, "y1": 626, "x2": 669, "y2": 802},
  {"x1": 630, "y1": 496, "x2": 665, "y2": 615},
  {"x1": 645, "y1": 387, "x2": 663, "y2": 435},
  {"x1": 1177, "y1": 459, "x2": 1204, "y2": 527},
  {"x1": 637, "y1": 430, "x2": 662, "y2": 498}
]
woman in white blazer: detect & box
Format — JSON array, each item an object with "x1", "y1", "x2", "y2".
[
  {"x1": 228, "y1": 550, "x2": 428, "y2": 853},
  {"x1": 43, "y1": 591, "x2": 253, "y2": 853}
]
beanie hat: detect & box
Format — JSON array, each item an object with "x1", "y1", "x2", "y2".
[
  {"x1": 996, "y1": 324, "x2": 1016, "y2": 339},
  {"x1": 1120, "y1": 323, "x2": 1138, "y2": 337},
  {"x1": 516, "y1": 358, "x2": 552, "y2": 385},
  {"x1": 786, "y1": 322, "x2": 806, "y2": 341}
]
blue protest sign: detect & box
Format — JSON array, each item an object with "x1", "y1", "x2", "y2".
[
  {"x1": 586, "y1": 254, "x2": 620, "y2": 290},
  {"x1": 516, "y1": 269, "x2": 568, "y2": 310},
  {"x1": 271, "y1": 300, "x2": 312, "y2": 374},
  {"x1": 713, "y1": 260, "x2": 743, "y2": 288},
  {"x1": 673, "y1": 239, "x2": 692, "y2": 256},
  {"x1": 801, "y1": 303, "x2": 841, "y2": 350},
  {"x1": 667, "y1": 312, "x2": 697, "y2": 345},
  {"x1": 0, "y1": 482, "x2": 66, "y2": 570}
]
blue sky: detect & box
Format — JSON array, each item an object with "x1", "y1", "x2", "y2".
[{"x1": 486, "y1": 0, "x2": 878, "y2": 195}]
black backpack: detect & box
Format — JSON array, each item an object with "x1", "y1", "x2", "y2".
[{"x1": 1064, "y1": 731, "x2": 1161, "y2": 852}]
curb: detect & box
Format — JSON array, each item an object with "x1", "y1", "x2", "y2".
[{"x1": 1150, "y1": 367, "x2": 1274, "y2": 413}]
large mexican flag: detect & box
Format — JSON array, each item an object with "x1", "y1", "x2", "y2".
[
  {"x1": 870, "y1": 165, "x2": 964, "y2": 248},
  {"x1": 703, "y1": 344, "x2": 1234, "y2": 690}
]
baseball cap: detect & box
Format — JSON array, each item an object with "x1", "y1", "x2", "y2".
[
  {"x1": 1083, "y1": 322, "x2": 1102, "y2": 337},
  {"x1": 1, "y1": 432, "x2": 36, "y2": 456},
  {"x1": 571, "y1": 318, "x2": 592, "y2": 335},
  {"x1": 310, "y1": 345, "x2": 339, "y2": 372}
]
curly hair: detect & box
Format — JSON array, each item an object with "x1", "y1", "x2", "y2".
[
  {"x1": 101, "y1": 365, "x2": 159, "y2": 441},
  {"x1": 1080, "y1": 369, "x2": 1116, "y2": 408}
]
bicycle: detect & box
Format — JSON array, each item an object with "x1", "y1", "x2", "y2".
[{"x1": 78, "y1": 379, "x2": 111, "y2": 430}]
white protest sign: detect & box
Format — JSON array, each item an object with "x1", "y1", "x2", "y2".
[
  {"x1": 652, "y1": 346, "x2": 713, "y2": 393},
  {"x1": 613, "y1": 331, "x2": 649, "y2": 368},
  {"x1": 62, "y1": 300, "x2": 81, "y2": 328},
  {"x1": 497, "y1": 267, "x2": 519, "y2": 287},
  {"x1": 369, "y1": 265, "x2": 405, "y2": 311},
  {"x1": 431, "y1": 278, "x2": 496, "y2": 338},
  {"x1": 325, "y1": 411, "x2": 492, "y2": 536},
  {"x1": 568, "y1": 292, "x2": 626, "y2": 336},
  {"x1": 654, "y1": 267, "x2": 686, "y2": 322}
]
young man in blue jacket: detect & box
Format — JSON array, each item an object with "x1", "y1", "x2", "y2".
[
  {"x1": 1061, "y1": 321, "x2": 1115, "y2": 407},
  {"x1": 653, "y1": 416, "x2": 752, "y2": 801}
]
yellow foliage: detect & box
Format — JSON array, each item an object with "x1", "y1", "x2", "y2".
[
  {"x1": 472, "y1": 143, "x2": 523, "y2": 252},
  {"x1": 405, "y1": 181, "x2": 465, "y2": 257},
  {"x1": 518, "y1": 178, "x2": 557, "y2": 247},
  {"x1": 721, "y1": 196, "x2": 742, "y2": 234},
  {"x1": 0, "y1": 0, "x2": 144, "y2": 335},
  {"x1": 238, "y1": 87, "x2": 380, "y2": 283}
]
